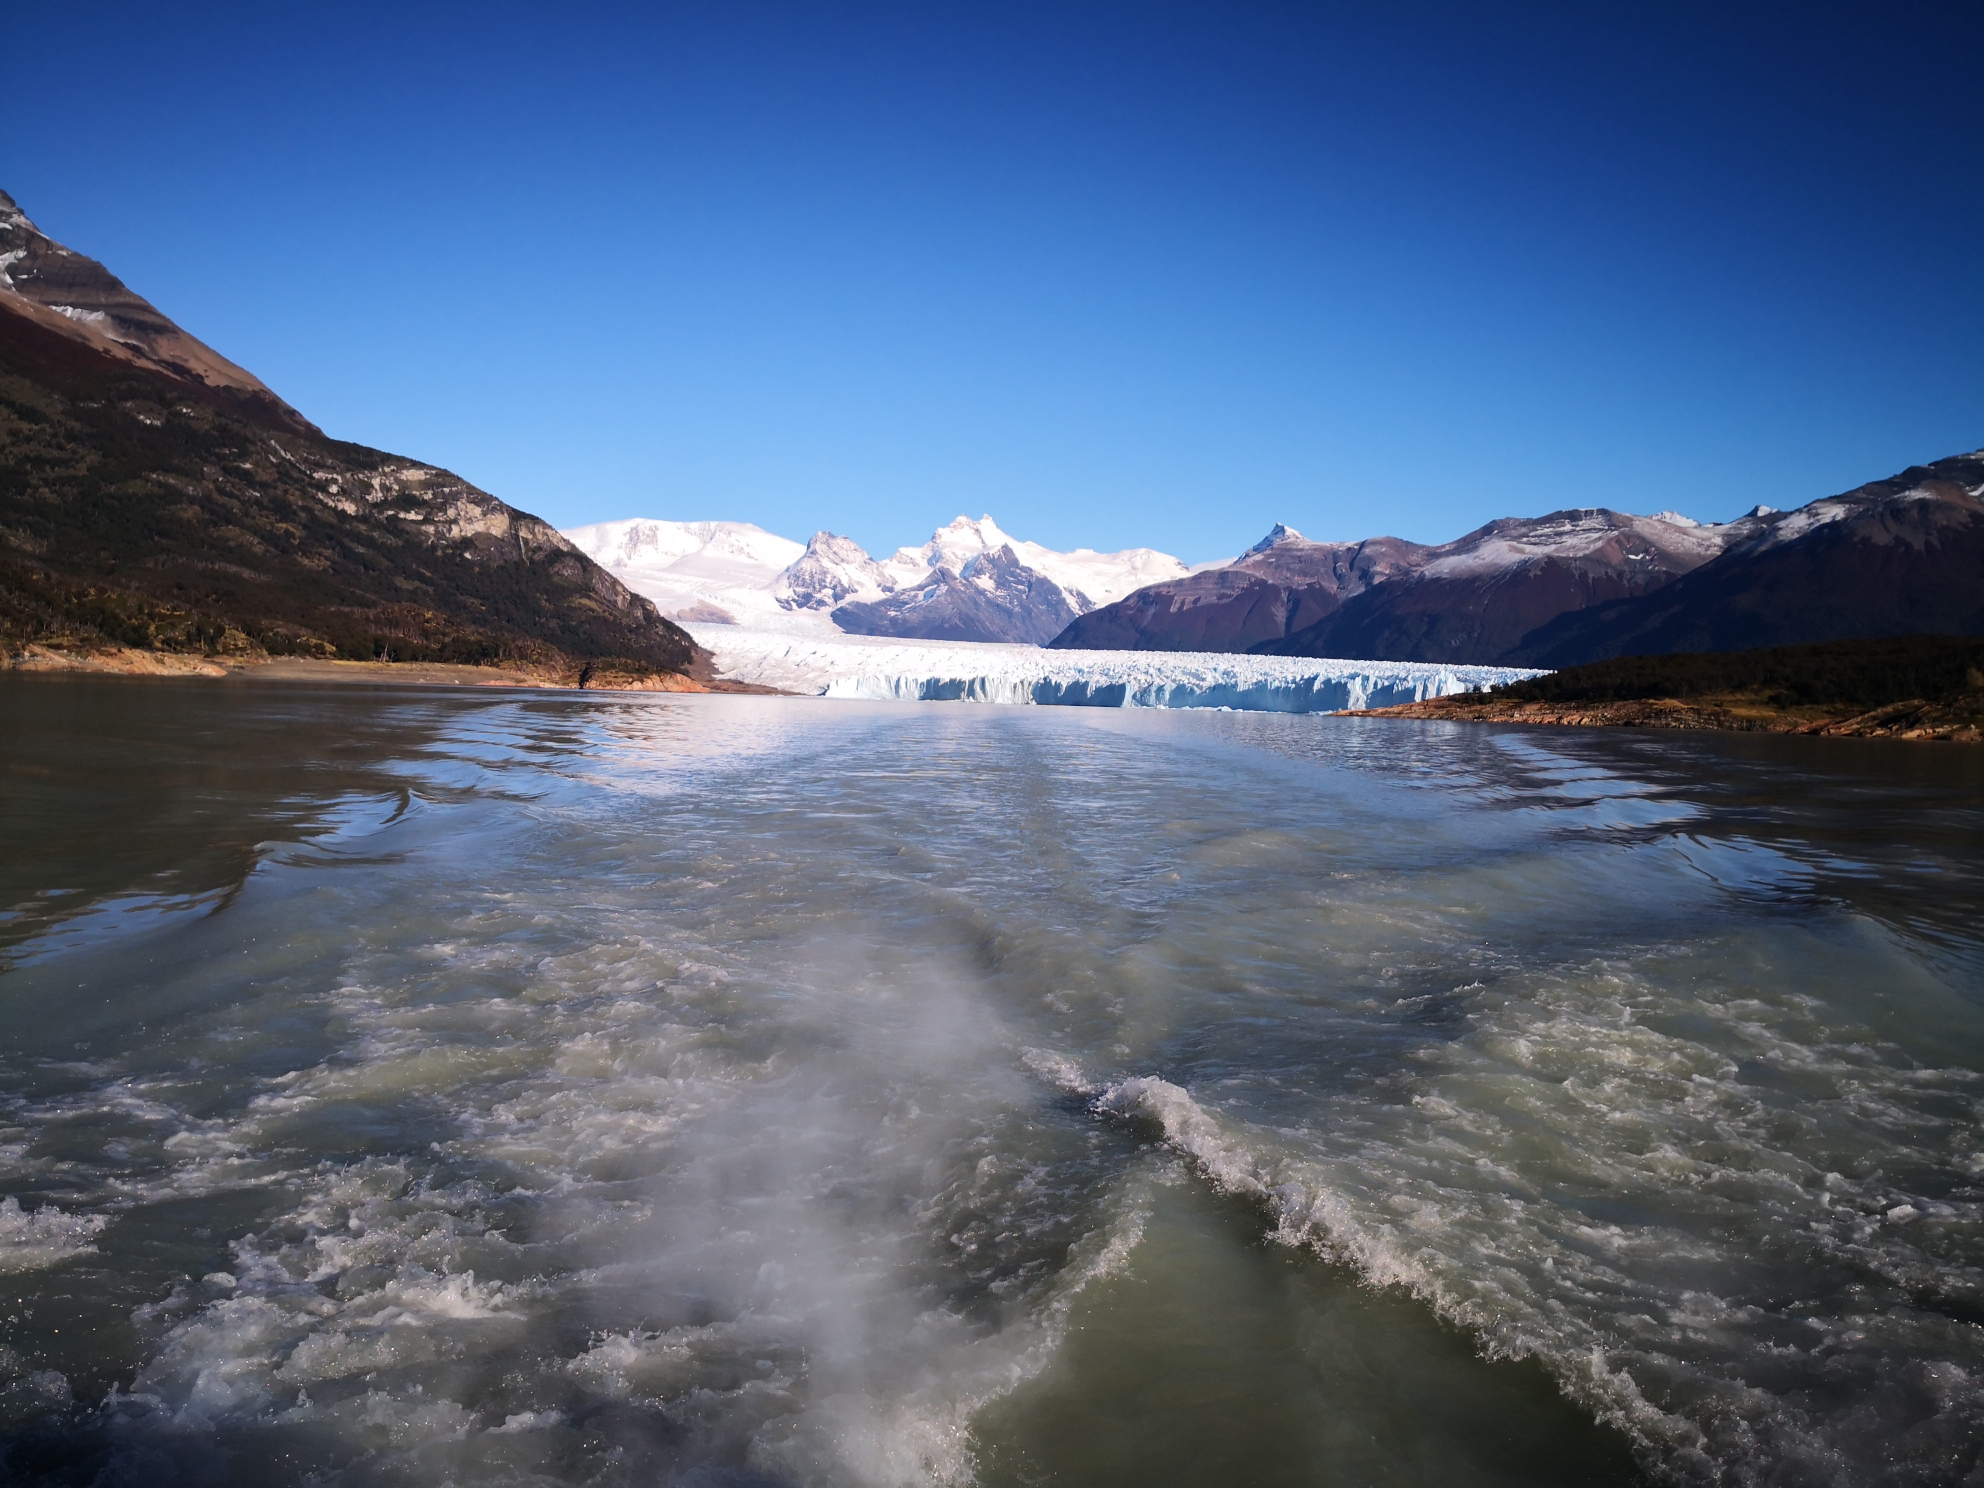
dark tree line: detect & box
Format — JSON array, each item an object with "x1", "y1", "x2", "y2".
[{"x1": 1497, "y1": 635, "x2": 1984, "y2": 709}]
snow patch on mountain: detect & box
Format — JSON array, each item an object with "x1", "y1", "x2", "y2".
[
  {"x1": 1417, "y1": 509, "x2": 1745, "y2": 581},
  {"x1": 1742, "y1": 498, "x2": 1857, "y2": 551},
  {"x1": 1034, "y1": 543, "x2": 1196, "y2": 607},
  {"x1": 688, "y1": 625, "x2": 1536, "y2": 712},
  {"x1": 566, "y1": 517, "x2": 804, "y2": 573}
]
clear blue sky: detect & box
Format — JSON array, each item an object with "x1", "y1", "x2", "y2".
[{"x1": 5, "y1": 2, "x2": 1979, "y2": 563}]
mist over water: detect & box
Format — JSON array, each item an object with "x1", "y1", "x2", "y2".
[{"x1": 2, "y1": 678, "x2": 1980, "y2": 1487}]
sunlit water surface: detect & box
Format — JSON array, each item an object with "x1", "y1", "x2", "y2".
[{"x1": 2, "y1": 677, "x2": 1981, "y2": 1488}]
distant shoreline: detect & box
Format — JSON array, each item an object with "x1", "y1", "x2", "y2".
[
  {"x1": 1347, "y1": 692, "x2": 1981, "y2": 742},
  {"x1": 3, "y1": 644, "x2": 782, "y2": 694},
  {"x1": 12, "y1": 640, "x2": 1980, "y2": 737},
  {"x1": 1346, "y1": 636, "x2": 1984, "y2": 742}
]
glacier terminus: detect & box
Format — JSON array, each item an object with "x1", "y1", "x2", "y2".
[{"x1": 680, "y1": 625, "x2": 1536, "y2": 711}]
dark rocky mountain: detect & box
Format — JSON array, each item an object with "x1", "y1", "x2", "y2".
[
  {"x1": 1255, "y1": 507, "x2": 1752, "y2": 665},
  {"x1": 1051, "y1": 510, "x2": 1731, "y2": 660},
  {"x1": 0, "y1": 189, "x2": 701, "y2": 682},
  {"x1": 1053, "y1": 457, "x2": 1984, "y2": 667},
  {"x1": 1513, "y1": 452, "x2": 1984, "y2": 666},
  {"x1": 1048, "y1": 524, "x2": 1430, "y2": 652},
  {"x1": 0, "y1": 189, "x2": 311, "y2": 435},
  {"x1": 833, "y1": 544, "x2": 1080, "y2": 644}
]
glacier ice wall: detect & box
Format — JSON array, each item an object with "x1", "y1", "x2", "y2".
[{"x1": 686, "y1": 626, "x2": 1543, "y2": 713}]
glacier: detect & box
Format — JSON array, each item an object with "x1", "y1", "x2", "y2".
[{"x1": 687, "y1": 625, "x2": 1541, "y2": 712}]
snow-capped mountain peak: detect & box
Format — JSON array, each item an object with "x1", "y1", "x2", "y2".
[
  {"x1": 834, "y1": 543, "x2": 1081, "y2": 645},
  {"x1": 1244, "y1": 523, "x2": 1306, "y2": 556},
  {"x1": 560, "y1": 511, "x2": 1193, "y2": 644},
  {"x1": 886, "y1": 514, "x2": 1016, "y2": 585},
  {"x1": 884, "y1": 513, "x2": 1192, "y2": 612},
  {"x1": 775, "y1": 531, "x2": 899, "y2": 611}
]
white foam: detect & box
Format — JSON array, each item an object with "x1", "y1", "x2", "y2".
[
  {"x1": 87, "y1": 919, "x2": 1139, "y2": 1484},
  {"x1": 0, "y1": 1196, "x2": 106, "y2": 1273},
  {"x1": 1084, "y1": 1071, "x2": 1720, "y2": 1465},
  {"x1": 1067, "y1": 920, "x2": 1984, "y2": 1487},
  {"x1": 21, "y1": 700, "x2": 1974, "y2": 1487}
]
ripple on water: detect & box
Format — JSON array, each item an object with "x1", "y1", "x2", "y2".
[{"x1": 0, "y1": 685, "x2": 1978, "y2": 1487}]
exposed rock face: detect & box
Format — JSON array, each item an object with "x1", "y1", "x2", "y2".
[
  {"x1": 0, "y1": 188, "x2": 702, "y2": 680},
  {"x1": 832, "y1": 544, "x2": 1081, "y2": 644}
]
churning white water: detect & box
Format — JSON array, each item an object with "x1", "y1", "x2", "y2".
[{"x1": 1, "y1": 678, "x2": 1980, "y2": 1487}]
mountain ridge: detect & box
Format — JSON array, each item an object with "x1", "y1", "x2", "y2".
[
  {"x1": 1246, "y1": 506, "x2": 1756, "y2": 665},
  {"x1": 0, "y1": 189, "x2": 703, "y2": 684},
  {"x1": 1050, "y1": 462, "x2": 1983, "y2": 666},
  {"x1": 1511, "y1": 453, "x2": 1984, "y2": 665},
  {"x1": 831, "y1": 544, "x2": 1082, "y2": 645},
  {"x1": 564, "y1": 513, "x2": 1191, "y2": 645},
  {"x1": 0, "y1": 189, "x2": 314, "y2": 437},
  {"x1": 566, "y1": 455, "x2": 1984, "y2": 663}
]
